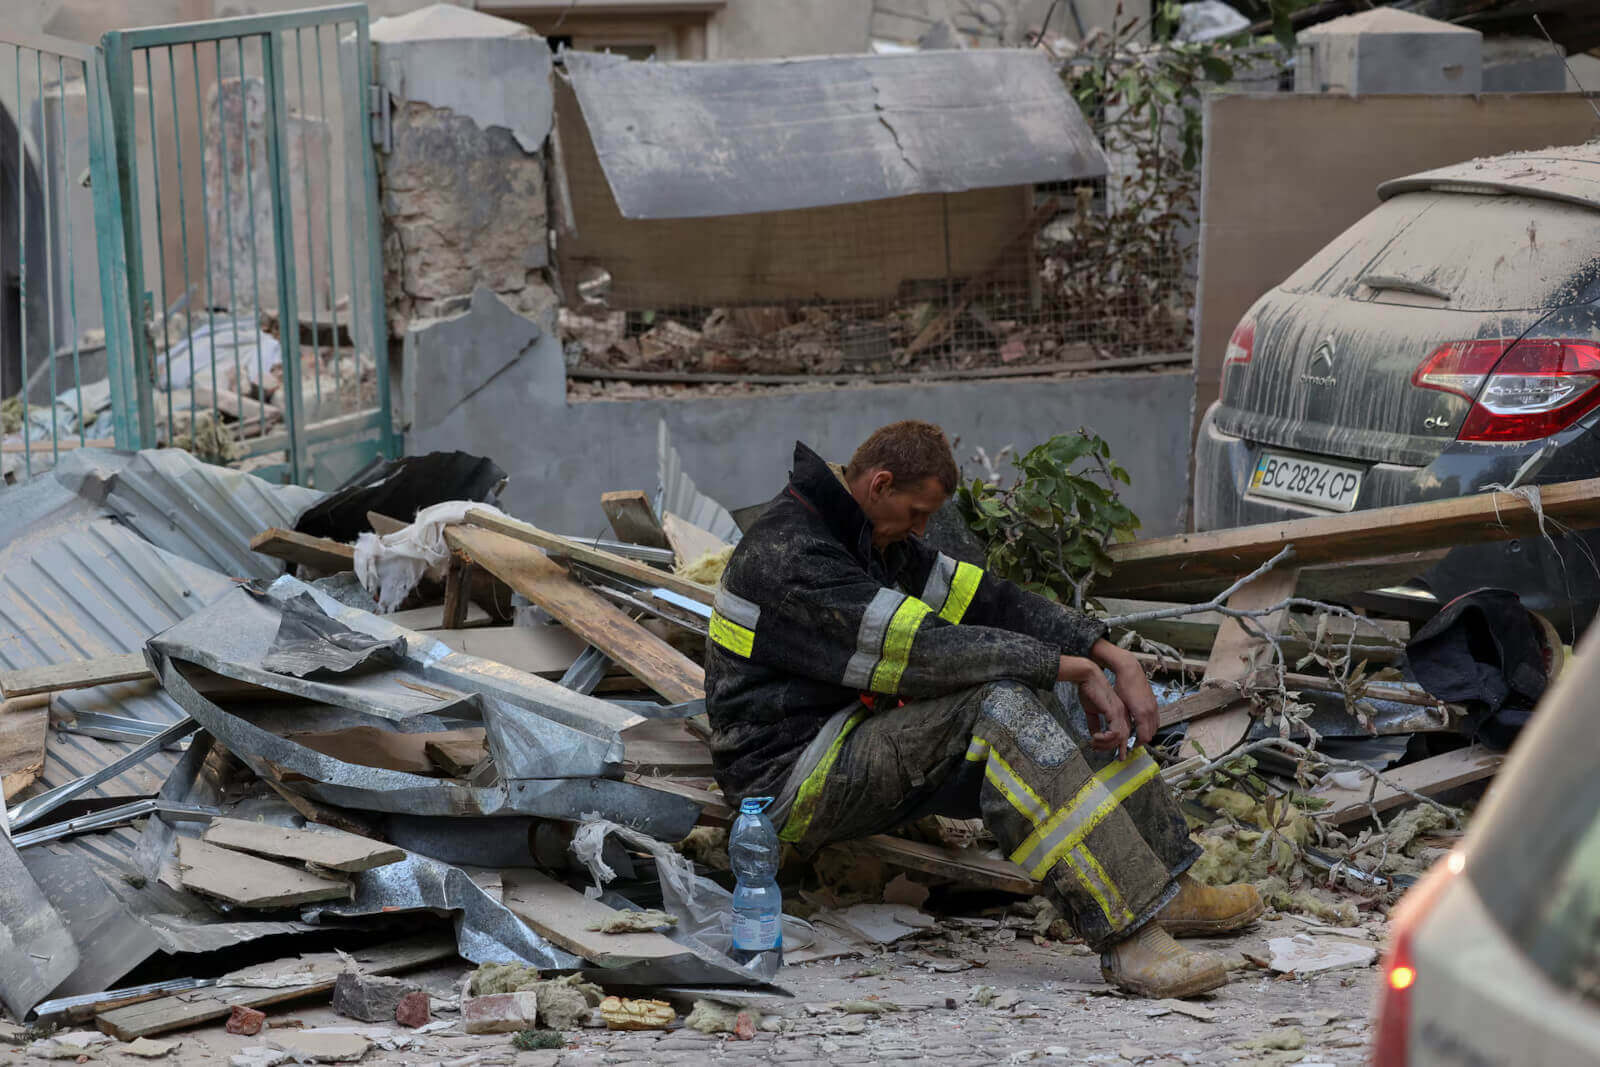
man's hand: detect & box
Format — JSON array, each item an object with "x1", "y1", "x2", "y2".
[
  {"x1": 1090, "y1": 639, "x2": 1159, "y2": 748},
  {"x1": 1058, "y1": 654, "x2": 1131, "y2": 755}
]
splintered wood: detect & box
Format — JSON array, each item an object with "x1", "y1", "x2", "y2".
[{"x1": 445, "y1": 524, "x2": 705, "y2": 703}]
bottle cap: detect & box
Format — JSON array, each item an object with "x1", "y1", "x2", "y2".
[{"x1": 739, "y1": 796, "x2": 773, "y2": 815}]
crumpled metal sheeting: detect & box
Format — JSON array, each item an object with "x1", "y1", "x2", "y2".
[
  {"x1": 0, "y1": 832, "x2": 80, "y2": 1018},
  {"x1": 657, "y1": 420, "x2": 742, "y2": 546},
  {"x1": 148, "y1": 580, "x2": 701, "y2": 840},
  {"x1": 84, "y1": 448, "x2": 323, "y2": 580},
  {"x1": 0, "y1": 519, "x2": 236, "y2": 800},
  {"x1": 305, "y1": 853, "x2": 582, "y2": 970}
]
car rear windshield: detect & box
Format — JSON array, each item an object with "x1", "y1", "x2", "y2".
[{"x1": 1281, "y1": 190, "x2": 1600, "y2": 312}]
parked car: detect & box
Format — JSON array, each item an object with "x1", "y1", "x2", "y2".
[
  {"x1": 1371, "y1": 623, "x2": 1600, "y2": 1065},
  {"x1": 1194, "y1": 144, "x2": 1600, "y2": 636}
]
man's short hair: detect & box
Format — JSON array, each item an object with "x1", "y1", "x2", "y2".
[{"x1": 845, "y1": 420, "x2": 959, "y2": 494}]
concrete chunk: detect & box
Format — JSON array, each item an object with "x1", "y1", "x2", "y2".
[{"x1": 331, "y1": 971, "x2": 423, "y2": 1024}]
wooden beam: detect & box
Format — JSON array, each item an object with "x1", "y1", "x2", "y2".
[
  {"x1": 0, "y1": 695, "x2": 48, "y2": 802},
  {"x1": 201, "y1": 817, "x2": 405, "y2": 873},
  {"x1": 1312, "y1": 746, "x2": 1502, "y2": 825},
  {"x1": 841, "y1": 835, "x2": 1037, "y2": 896},
  {"x1": 1100, "y1": 477, "x2": 1600, "y2": 598},
  {"x1": 250, "y1": 528, "x2": 355, "y2": 574},
  {"x1": 176, "y1": 837, "x2": 352, "y2": 908},
  {"x1": 601, "y1": 490, "x2": 671, "y2": 550},
  {"x1": 459, "y1": 508, "x2": 714, "y2": 607},
  {"x1": 441, "y1": 555, "x2": 473, "y2": 630},
  {"x1": 1183, "y1": 566, "x2": 1298, "y2": 759},
  {"x1": 661, "y1": 511, "x2": 729, "y2": 568},
  {"x1": 502, "y1": 867, "x2": 702, "y2": 968},
  {"x1": 95, "y1": 934, "x2": 455, "y2": 1041},
  {"x1": 0, "y1": 653, "x2": 153, "y2": 698},
  {"x1": 445, "y1": 525, "x2": 705, "y2": 703}
]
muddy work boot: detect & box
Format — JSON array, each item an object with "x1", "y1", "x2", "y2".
[
  {"x1": 1100, "y1": 922, "x2": 1229, "y2": 998},
  {"x1": 1155, "y1": 874, "x2": 1264, "y2": 937}
]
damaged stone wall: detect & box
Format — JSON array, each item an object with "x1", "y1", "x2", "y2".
[
  {"x1": 373, "y1": 5, "x2": 557, "y2": 340},
  {"x1": 380, "y1": 101, "x2": 555, "y2": 336}
]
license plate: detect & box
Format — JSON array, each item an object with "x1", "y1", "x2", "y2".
[{"x1": 1247, "y1": 451, "x2": 1363, "y2": 512}]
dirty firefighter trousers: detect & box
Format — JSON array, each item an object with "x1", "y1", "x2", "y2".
[{"x1": 781, "y1": 681, "x2": 1200, "y2": 950}]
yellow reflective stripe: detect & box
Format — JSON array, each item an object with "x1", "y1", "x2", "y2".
[
  {"x1": 939, "y1": 561, "x2": 983, "y2": 624},
  {"x1": 1010, "y1": 750, "x2": 1160, "y2": 879},
  {"x1": 1072, "y1": 845, "x2": 1135, "y2": 925},
  {"x1": 708, "y1": 610, "x2": 755, "y2": 657},
  {"x1": 966, "y1": 738, "x2": 1049, "y2": 826},
  {"x1": 779, "y1": 709, "x2": 868, "y2": 843},
  {"x1": 868, "y1": 597, "x2": 932, "y2": 693}
]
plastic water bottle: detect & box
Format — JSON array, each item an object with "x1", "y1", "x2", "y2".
[{"x1": 728, "y1": 795, "x2": 783, "y2": 971}]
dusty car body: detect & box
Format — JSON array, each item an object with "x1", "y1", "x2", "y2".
[
  {"x1": 1371, "y1": 624, "x2": 1600, "y2": 1066},
  {"x1": 1194, "y1": 145, "x2": 1600, "y2": 634}
]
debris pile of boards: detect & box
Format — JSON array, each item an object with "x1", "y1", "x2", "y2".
[{"x1": 0, "y1": 436, "x2": 1582, "y2": 1054}]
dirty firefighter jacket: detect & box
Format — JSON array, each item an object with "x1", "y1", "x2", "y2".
[{"x1": 705, "y1": 441, "x2": 1108, "y2": 808}]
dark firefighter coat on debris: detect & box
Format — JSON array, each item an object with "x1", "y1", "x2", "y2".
[{"x1": 705, "y1": 442, "x2": 1198, "y2": 950}]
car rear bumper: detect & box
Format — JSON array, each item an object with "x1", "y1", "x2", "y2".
[{"x1": 1404, "y1": 875, "x2": 1600, "y2": 1066}]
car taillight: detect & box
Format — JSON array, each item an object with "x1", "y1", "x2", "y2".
[
  {"x1": 1372, "y1": 851, "x2": 1464, "y2": 1067},
  {"x1": 1413, "y1": 339, "x2": 1600, "y2": 442},
  {"x1": 1223, "y1": 319, "x2": 1254, "y2": 372}
]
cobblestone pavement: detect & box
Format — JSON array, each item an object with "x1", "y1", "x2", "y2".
[{"x1": 16, "y1": 914, "x2": 1378, "y2": 1066}]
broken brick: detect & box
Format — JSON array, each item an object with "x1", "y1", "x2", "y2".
[
  {"x1": 331, "y1": 971, "x2": 422, "y2": 1024},
  {"x1": 226, "y1": 1005, "x2": 266, "y2": 1036},
  {"x1": 395, "y1": 990, "x2": 431, "y2": 1029},
  {"x1": 462, "y1": 991, "x2": 540, "y2": 1034}
]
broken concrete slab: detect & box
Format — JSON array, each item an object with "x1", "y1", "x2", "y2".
[
  {"x1": 1266, "y1": 935, "x2": 1378, "y2": 975},
  {"x1": 266, "y1": 1029, "x2": 373, "y2": 1063}
]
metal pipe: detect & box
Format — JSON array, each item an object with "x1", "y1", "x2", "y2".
[{"x1": 7, "y1": 718, "x2": 198, "y2": 831}]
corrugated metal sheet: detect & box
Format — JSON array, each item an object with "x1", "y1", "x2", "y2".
[
  {"x1": 564, "y1": 48, "x2": 1108, "y2": 219},
  {"x1": 0, "y1": 519, "x2": 236, "y2": 799},
  {"x1": 656, "y1": 420, "x2": 741, "y2": 545},
  {"x1": 90, "y1": 449, "x2": 324, "y2": 580}
]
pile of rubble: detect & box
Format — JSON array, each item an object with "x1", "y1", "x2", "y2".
[{"x1": 0, "y1": 437, "x2": 1576, "y2": 1061}]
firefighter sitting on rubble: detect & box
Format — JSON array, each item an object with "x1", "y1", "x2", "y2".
[{"x1": 705, "y1": 419, "x2": 1263, "y2": 998}]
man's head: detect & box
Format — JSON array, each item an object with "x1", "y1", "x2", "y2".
[{"x1": 844, "y1": 420, "x2": 959, "y2": 548}]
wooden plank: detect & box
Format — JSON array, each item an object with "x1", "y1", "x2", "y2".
[
  {"x1": 622, "y1": 740, "x2": 715, "y2": 776},
  {"x1": 501, "y1": 867, "x2": 697, "y2": 967},
  {"x1": 425, "y1": 736, "x2": 486, "y2": 777},
  {"x1": 1100, "y1": 476, "x2": 1600, "y2": 599},
  {"x1": 0, "y1": 653, "x2": 153, "y2": 698},
  {"x1": 0, "y1": 695, "x2": 48, "y2": 801},
  {"x1": 1183, "y1": 567, "x2": 1299, "y2": 760},
  {"x1": 1312, "y1": 747, "x2": 1503, "y2": 825},
  {"x1": 259, "y1": 778, "x2": 384, "y2": 840},
  {"x1": 249, "y1": 528, "x2": 355, "y2": 574},
  {"x1": 428, "y1": 624, "x2": 589, "y2": 674},
  {"x1": 446, "y1": 525, "x2": 705, "y2": 703},
  {"x1": 95, "y1": 934, "x2": 454, "y2": 1041},
  {"x1": 201, "y1": 817, "x2": 405, "y2": 873},
  {"x1": 568, "y1": 352, "x2": 1186, "y2": 386},
  {"x1": 842, "y1": 835, "x2": 1037, "y2": 896},
  {"x1": 661, "y1": 511, "x2": 730, "y2": 568},
  {"x1": 601, "y1": 490, "x2": 671, "y2": 550},
  {"x1": 176, "y1": 837, "x2": 352, "y2": 908},
  {"x1": 441, "y1": 555, "x2": 473, "y2": 630},
  {"x1": 459, "y1": 508, "x2": 714, "y2": 607},
  {"x1": 625, "y1": 774, "x2": 731, "y2": 824}
]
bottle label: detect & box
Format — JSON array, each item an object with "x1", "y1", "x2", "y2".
[{"x1": 731, "y1": 911, "x2": 781, "y2": 951}]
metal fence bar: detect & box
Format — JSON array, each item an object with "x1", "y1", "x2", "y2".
[
  {"x1": 262, "y1": 28, "x2": 304, "y2": 483},
  {"x1": 213, "y1": 38, "x2": 239, "y2": 432},
  {"x1": 188, "y1": 42, "x2": 216, "y2": 432},
  {"x1": 83, "y1": 45, "x2": 137, "y2": 450},
  {"x1": 116, "y1": 5, "x2": 371, "y2": 48},
  {"x1": 35, "y1": 49, "x2": 59, "y2": 461},
  {"x1": 237, "y1": 35, "x2": 267, "y2": 435},
  {"x1": 293, "y1": 28, "x2": 322, "y2": 414},
  {"x1": 100, "y1": 30, "x2": 156, "y2": 449},
  {"x1": 15, "y1": 46, "x2": 31, "y2": 477},
  {"x1": 143, "y1": 48, "x2": 172, "y2": 441},
  {"x1": 353, "y1": 14, "x2": 395, "y2": 460},
  {"x1": 165, "y1": 45, "x2": 193, "y2": 439},
  {"x1": 57, "y1": 56, "x2": 85, "y2": 443},
  {"x1": 338, "y1": 26, "x2": 362, "y2": 420},
  {"x1": 313, "y1": 24, "x2": 342, "y2": 403}
]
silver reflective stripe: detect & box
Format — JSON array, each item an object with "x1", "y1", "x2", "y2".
[
  {"x1": 841, "y1": 587, "x2": 905, "y2": 689},
  {"x1": 920, "y1": 552, "x2": 958, "y2": 614},
  {"x1": 768, "y1": 702, "x2": 861, "y2": 829},
  {"x1": 713, "y1": 588, "x2": 761, "y2": 629},
  {"x1": 1015, "y1": 751, "x2": 1159, "y2": 877}
]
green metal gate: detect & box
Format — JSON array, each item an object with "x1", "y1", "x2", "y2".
[{"x1": 0, "y1": 4, "x2": 394, "y2": 488}]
